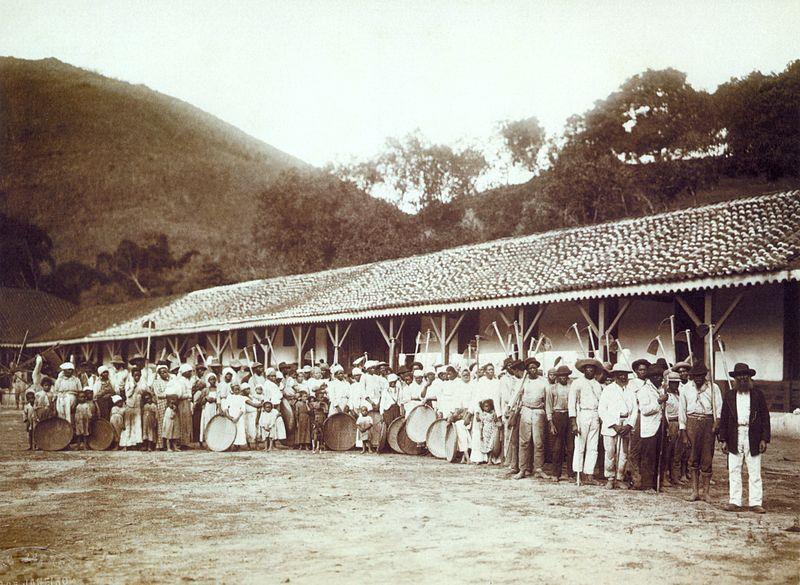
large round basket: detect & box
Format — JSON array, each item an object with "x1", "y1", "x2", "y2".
[
  {"x1": 405, "y1": 404, "x2": 436, "y2": 443},
  {"x1": 205, "y1": 415, "x2": 237, "y2": 452},
  {"x1": 397, "y1": 422, "x2": 425, "y2": 455},
  {"x1": 280, "y1": 399, "x2": 295, "y2": 433},
  {"x1": 323, "y1": 412, "x2": 357, "y2": 451},
  {"x1": 426, "y1": 419, "x2": 450, "y2": 459},
  {"x1": 445, "y1": 424, "x2": 459, "y2": 463},
  {"x1": 87, "y1": 419, "x2": 114, "y2": 451},
  {"x1": 387, "y1": 417, "x2": 405, "y2": 454},
  {"x1": 34, "y1": 417, "x2": 73, "y2": 451}
]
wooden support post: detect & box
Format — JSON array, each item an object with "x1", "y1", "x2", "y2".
[{"x1": 598, "y1": 300, "x2": 606, "y2": 362}]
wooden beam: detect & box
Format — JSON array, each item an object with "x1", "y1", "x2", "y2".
[
  {"x1": 578, "y1": 303, "x2": 600, "y2": 337},
  {"x1": 715, "y1": 291, "x2": 744, "y2": 333},
  {"x1": 444, "y1": 313, "x2": 466, "y2": 346},
  {"x1": 607, "y1": 299, "x2": 632, "y2": 333},
  {"x1": 496, "y1": 308, "x2": 512, "y2": 328},
  {"x1": 429, "y1": 316, "x2": 443, "y2": 345},
  {"x1": 375, "y1": 320, "x2": 391, "y2": 346},
  {"x1": 523, "y1": 305, "x2": 546, "y2": 341},
  {"x1": 676, "y1": 296, "x2": 702, "y2": 327}
]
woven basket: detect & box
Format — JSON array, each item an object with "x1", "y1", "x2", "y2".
[
  {"x1": 387, "y1": 416, "x2": 405, "y2": 454},
  {"x1": 323, "y1": 412, "x2": 357, "y2": 451},
  {"x1": 34, "y1": 417, "x2": 73, "y2": 451},
  {"x1": 205, "y1": 415, "x2": 237, "y2": 452},
  {"x1": 405, "y1": 404, "x2": 436, "y2": 443},
  {"x1": 445, "y1": 423, "x2": 459, "y2": 462},
  {"x1": 426, "y1": 419, "x2": 450, "y2": 459},
  {"x1": 88, "y1": 419, "x2": 114, "y2": 451},
  {"x1": 397, "y1": 422, "x2": 425, "y2": 455}
]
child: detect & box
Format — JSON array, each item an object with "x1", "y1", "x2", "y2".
[
  {"x1": 110, "y1": 395, "x2": 125, "y2": 450},
  {"x1": 251, "y1": 385, "x2": 266, "y2": 448},
  {"x1": 356, "y1": 406, "x2": 374, "y2": 454},
  {"x1": 478, "y1": 399, "x2": 502, "y2": 465},
  {"x1": 22, "y1": 390, "x2": 37, "y2": 450},
  {"x1": 142, "y1": 392, "x2": 158, "y2": 451},
  {"x1": 74, "y1": 389, "x2": 95, "y2": 450},
  {"x1": 294, "y1": 390, "x2": 311, "y2": 450},
  {"x1": 310, "y1": 397, "x2": 327, "y2": 453},
  {"x1": 258, "y1": 401, "x2": 279, "y2": 451},
  {"x1": 225, "y1": 386, "x2": 248, "y2": 451},
  {"x1": 162, "y1": 398, "x2": 180, "y2": 452}
]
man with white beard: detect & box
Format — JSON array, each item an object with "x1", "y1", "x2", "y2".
[{"x1": 719, "y1": 363, "x2": 769, "y2": 514}]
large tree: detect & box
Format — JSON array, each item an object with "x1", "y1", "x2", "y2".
[
  {"x1": 332, "y1": 130, "x2": 489, "y2": 210},
  {"x1": 95, "y1": 233, "x2": 198, "y2": 297},
  {"x1": 715, "y1": 60, "x2": 800, "y2": 179}
]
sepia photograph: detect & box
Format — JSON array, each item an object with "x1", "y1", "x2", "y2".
[{"x1": 1, "y1": 1, "x2": 799, "y2": 583}]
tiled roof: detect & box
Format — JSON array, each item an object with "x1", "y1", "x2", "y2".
[
  {"x1": 26, "y1": 190, "x2": 800, "y2": 345},
  {"x1": 0, "y1": 288, "x2": 77, "y2": 345}
]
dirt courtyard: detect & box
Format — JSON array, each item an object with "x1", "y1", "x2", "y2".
[{"x1": 1, "y1": 409, "x2": 798, "y2": 585}]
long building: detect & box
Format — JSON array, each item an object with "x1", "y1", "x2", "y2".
[{"x1": 2, "y1": 190, "x2": 800, "y2": 410}]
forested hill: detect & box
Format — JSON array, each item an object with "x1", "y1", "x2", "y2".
[{"x1": 0, "y1": 56, "x2": 318, "y2": 263}]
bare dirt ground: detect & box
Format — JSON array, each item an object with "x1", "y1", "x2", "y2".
[{"x1": 1, "y1": 408, "x2": 798, "y2": 585}]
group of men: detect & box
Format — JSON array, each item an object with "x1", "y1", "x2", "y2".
[{"x1": 9, "y1": 348, "x2": 771, "y2": 512}]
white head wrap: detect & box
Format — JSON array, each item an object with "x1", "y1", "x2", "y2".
[
  {"x1": 222, "y1": 367, "x2": 236, "y2": 378},
  {"x1": 179, "y1": 363, "x2": 194, "y2": 375},
  {"x1": 97, "y1": 365, "x2": 109, "y2": 375},
  {"x1": 60, "y1": 362, "x2": 75, "y2": 371},
  {"x1": 412, "y1": 369, "x2": 424, "y2": 378},
  {"x1": 265, "y1": 367, "x2": 277, "y2": 376},
  {"x1": 111, "y1": 395, "x2": 122, "y2": 404},
  {"x1": 387, "y1": 373, "x2": 399, "y2": 383},
  {"x1": 352, "y1": 367, "x2": 363, "y2": 376},
  {"x1": 331, "y1": 364, "x2": 344, "y2": 374}
]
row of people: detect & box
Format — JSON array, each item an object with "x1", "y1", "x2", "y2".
[{"x1": 18, "y1": 351, "x2": 770, "y2": 512}]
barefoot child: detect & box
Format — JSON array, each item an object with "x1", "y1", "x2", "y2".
[
  {"x1": 110, "y1": 395, "x2": 125, "y2": 450},
  {"x1": 22, "y1": 390, "x2": 37, "y2": 450},
  {"x1": 74, "y1": 388, "x2": 95, "y2": 450},
  {"x1": 310, "y1": 397, "x2": 327, "y2": 453},
  {"x1": 142, "y1": 392, "x2": 158, "y2": 451},
  {"x1": 478, "y1": 399, "x2": 502, "y2": 465},
  {"x1": 356, "y1": 406, "x2": 374, "y2": 454},
  {"x1": 258, "y1": 401, "x2": 279, "y2": 451},
  {"x1": 163, "y1": 398, "x2": 180, "y2": 451}
]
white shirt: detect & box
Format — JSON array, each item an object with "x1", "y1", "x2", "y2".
[
  {"x1": 469, "y1": 376, "x2": 503, "y2": 414},
  {"x1": 568, "y1": 376, "x2": 603, "y2": 416},
  {"x1": 327, "y1": 379, "x2": 351, "y2": 415},
  {"x1": 678, "y1": 381, "x2": 722, "y2": 430},
  {"x1": 379, "y1": 385, "x2": 400, "y2": 414},
  {"x1": 736, "y1": 391, "x2": 751, "y2": 426},
  {"x1": 436, "y1": 380, "x2": 465, "y2": 418},
  {"x1": 598, "y1": 382, "x2": 638, "y2": 436},
  {"x1": 264, "y1": 380, "x2": 283, "y2": 405},
  {"x1": 636, "y1": 381, "x2": 664, "y2": 439}
]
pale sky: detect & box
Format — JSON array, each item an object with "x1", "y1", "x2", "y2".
[{"x1": 2, "y1": 0, "x2": 799, "y2": 168}]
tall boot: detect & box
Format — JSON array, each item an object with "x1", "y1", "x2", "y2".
[
  {"x1": 685, "y1": 470, "x2": 700, "y2": 501},
  {"x1": 700, "y1": 472, "x2": 712, "y2": 502}
]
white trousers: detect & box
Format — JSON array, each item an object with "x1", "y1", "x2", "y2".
[
  {"x1": 728, "y1": 426, "x2": 762, "y2": 507},
  {"x1": 56, "y1": 393, "x2": 76, "y2": 423},
  {"x1": 603, "y1": 434, "x2": 628, "y2": 480},
  {"x1": 572, "y1": 411, "x2": 600, "y2": 474}
]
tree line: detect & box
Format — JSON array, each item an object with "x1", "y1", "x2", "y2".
[{"x1": 2, "y1": 61, "x2": 797, "y2": 305}]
